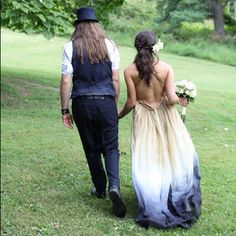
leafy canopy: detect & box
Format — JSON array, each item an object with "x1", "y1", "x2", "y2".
[
  {"x1": 1, "y1": 0, "x2": 125, "y2": 39},
  {"x1": 156, "y1": 0, "x2": 207, "y2": 29}
]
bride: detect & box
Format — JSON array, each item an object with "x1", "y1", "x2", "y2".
[{"x1": 118, "y1": 31, "x2": 201, "y2": 229}]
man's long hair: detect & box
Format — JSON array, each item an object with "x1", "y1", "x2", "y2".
[
  {"x1": 71, "y1": 22, "x2": 109, "y2": 64},
  {"x1": 134, "y1": 31, "x2": 158, "y2": 85}
]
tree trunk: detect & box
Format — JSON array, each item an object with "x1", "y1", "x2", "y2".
[
  {"x1": 234, "y1": 1, "x2": 236, "y2": 17},
  {"x1": 211, "y1": 0, "x2": 224, "y2": 36}
]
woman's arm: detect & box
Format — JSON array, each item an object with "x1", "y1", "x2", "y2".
[
  {"x1": 118, "y1": 67, "x2": 137, "y2": 119},
  {"x1": 165, "y1": 65, "x2": 188, "y2": 106}
]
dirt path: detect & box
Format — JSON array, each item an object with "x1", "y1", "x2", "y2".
[{"x1": 15, "y1": 79, "x2": 59, "y2": 92}]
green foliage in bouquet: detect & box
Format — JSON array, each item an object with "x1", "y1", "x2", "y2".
[{"x1": 175, "y1": 80, "x2": 197, "y2": 103}]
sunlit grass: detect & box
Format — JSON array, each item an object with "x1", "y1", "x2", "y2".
[{"x1": 1, "y1": 28, "x2": 236, "y2": 236}]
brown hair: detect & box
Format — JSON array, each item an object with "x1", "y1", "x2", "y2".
[
  {"x1": 71, "y1": 22, "x2": 109, "y2": 64},
  {"x1": 134, "y1": 31, "x2": 158, "y2": 85}
]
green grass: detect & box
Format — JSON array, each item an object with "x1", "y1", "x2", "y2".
[
  {"x1": 164, "y1": 39, "x2": 236, "y2": 67},
  {"x1": 1, "y1": 28, "x2": 236, "y2": 236}
]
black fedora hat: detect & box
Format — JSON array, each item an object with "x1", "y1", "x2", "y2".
[{"x1": 74, "y1": 7, "x2": 98, "y2": 24}]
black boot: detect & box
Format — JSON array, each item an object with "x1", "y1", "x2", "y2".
[
  {"x1": 91, "y1": 187, "x2": 106, "y2": 199},
  {"x1": 109, "y1": 185, "x2": 126, "y2": 218}
]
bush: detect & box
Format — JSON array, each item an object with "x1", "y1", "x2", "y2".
[
  {"x1": 175, "y1": 21, "x2": 212, "y2": 40},
  {"x1": 106, "y1": 0, "x2": 157, "y2": 34}
]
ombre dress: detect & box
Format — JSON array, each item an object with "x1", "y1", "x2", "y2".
[{"x1": 131, "y1": 99, "x2": 201, "y2": 229}]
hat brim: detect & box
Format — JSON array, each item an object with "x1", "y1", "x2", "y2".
[{"x1": 74, "y1": 19, "x2": 98, "y2": 25}]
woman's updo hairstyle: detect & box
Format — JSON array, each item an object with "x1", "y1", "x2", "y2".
[{"x1": 134, "y1": 31, "x2": 158, "y2": 85}]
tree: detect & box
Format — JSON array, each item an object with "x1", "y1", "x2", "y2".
[
  {"x1": 235, "y1": 0, "x2": 236, "y2": 16},
  {"x1": 156, "y1": 0, "x2": 235, "y2": 36},
  {"x1": 1, "y1": 0, "x2": 125, "y2": 39},
  {"x1": 156, "y1": 0, "x2": 207, "y2": 29},
  {"x1": 209, "y1": 0, "x2": 225, "y2": 36}
]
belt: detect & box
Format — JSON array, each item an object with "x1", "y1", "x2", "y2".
[{"x1": 78, "y1": 95, "x2": 111, "y2": 100}]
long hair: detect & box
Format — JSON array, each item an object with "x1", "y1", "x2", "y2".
[
  {"x1": 71, "y1": 22, "x2": 109, "y2": 64},
  {"x1": 134, "y1": 31, "x2": 158, "y2": 85}
]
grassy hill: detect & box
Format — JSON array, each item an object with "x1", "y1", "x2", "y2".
[{"x1": 1, "y1": 28, "x2": 236, "y2": 235}]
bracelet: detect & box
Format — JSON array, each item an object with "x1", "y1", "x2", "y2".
[{"x1": 61, "y1": 108, "x2": 70, "y2": 115}]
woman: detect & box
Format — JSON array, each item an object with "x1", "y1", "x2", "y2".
[
  {"x1": 119, "y1": 31, "x2": 201, "y2": 228},
  {"x1": 60, "y1": 7, "x2": 126, "y2": 218}
]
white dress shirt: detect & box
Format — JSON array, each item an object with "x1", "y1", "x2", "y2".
[{"x1": 61, "y1": 38, "x2": 120, "y2": 75}]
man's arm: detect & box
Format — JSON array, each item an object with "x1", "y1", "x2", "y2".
[
  {"x1": 112, "y1": 69, "x2": 120, "y2": 105},
  {"x1": 60, "y1": 74, "x2": 73, "y2": 128}
]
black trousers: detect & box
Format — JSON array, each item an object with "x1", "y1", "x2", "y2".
[{"x1": 72, "y1": 96, "x2": 120, "y2": 193}]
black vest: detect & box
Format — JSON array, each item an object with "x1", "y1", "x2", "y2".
[{"x1": 71, "y1": 41, "x2": 115, "y2": 99}]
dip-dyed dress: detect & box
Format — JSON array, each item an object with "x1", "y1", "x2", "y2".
[{"x1": 131, "y1": 99, "x2": 201, "y2": 229}]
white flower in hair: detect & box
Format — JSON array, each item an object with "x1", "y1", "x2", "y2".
[{"x1": 152, "y1": 39, "x2": 164, "y2": 54}]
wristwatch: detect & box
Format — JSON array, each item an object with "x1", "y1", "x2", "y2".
[{"x1": 61, "y1": 108, "x2": 70, "y2": 115}]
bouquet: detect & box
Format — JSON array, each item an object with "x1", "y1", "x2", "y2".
[{"x1": 175, "y1": 80, "x2": 197, "y2": 123}]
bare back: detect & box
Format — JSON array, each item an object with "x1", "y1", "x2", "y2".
[
  {"x1": 119, "y1": 31, "x2": 185, "y2": 119},
  {"x1": 130, "y1": 60, "x2": 170, "y2": 107}
]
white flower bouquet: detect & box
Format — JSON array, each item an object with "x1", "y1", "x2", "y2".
[{"x1": 175, "y1": 80, "x2": 197, "y2": 123}]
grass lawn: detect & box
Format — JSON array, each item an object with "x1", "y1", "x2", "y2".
[{"x1": 1, "y1": 28, "x2": 236, "y2": 236}]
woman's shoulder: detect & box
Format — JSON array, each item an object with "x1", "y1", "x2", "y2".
[
  {"x1": 124, "y1": 64, "x2": 139, "y2": 79},
  {"x1": 155, "y1": 60, "x2": 173, "y2": 74},
  {"x1": 157, "y1": 60, "x2": 172, "y2": 69},
  {"x1": 124, "y1": 63, "x2": 137, "y2": 72}
]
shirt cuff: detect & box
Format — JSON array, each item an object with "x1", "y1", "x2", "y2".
[{"x1": 61, "y1": 64, "x2": 73, "y2": 75}]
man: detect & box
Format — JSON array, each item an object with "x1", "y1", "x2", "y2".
[{"x1": 60, "y1": 7, "x2": 126, "y2": 218}]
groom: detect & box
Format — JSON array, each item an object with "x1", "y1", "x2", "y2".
[{"x1": 59, "y1": 7, "x2": 126, "y2": 218}]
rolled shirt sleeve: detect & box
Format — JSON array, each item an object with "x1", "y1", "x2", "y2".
[
  {"x1": 105, "y1": 38, "x2": 120, "y2": 70},
  {"x1": 61, "y1": 39, "x2": 120, "y2": 75},
  {"x1": 61, "y1": 41, "x2": 73, "y2": 75}
]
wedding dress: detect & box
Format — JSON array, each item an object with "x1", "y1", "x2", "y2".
[{"x1": 131, "y1": 99, "x2": 201, "y2": 229}]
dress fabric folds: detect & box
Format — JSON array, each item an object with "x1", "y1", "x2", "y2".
[{"x1": 131, "y1": 99, "x2": 201, "y2": 229}]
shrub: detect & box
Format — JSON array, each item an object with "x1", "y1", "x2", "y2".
[{"x1": 175, "y1": 22, "x2": 212, "y2": 40}]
